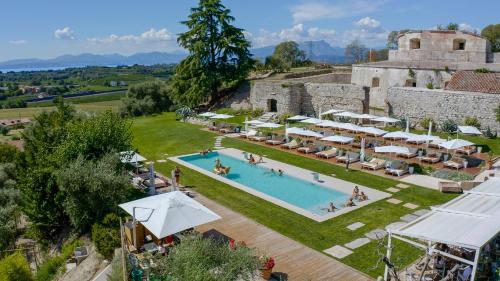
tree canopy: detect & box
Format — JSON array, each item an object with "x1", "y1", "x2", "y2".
[
  {"x1": 482, "y1": 24, "x2": 500, "y2": 52},
  {"x1": 170, "y1": 0, "x2": 253, "y2": 107},
  {"x1": 345, "y1": 40, "x2": 367, "y2": 63},
  {"x1": 121, "y1": 80, "x2": 173, "y2": 117},
  {"x1": 0, "y1": 163, "x2": 20, "y2": 252},
  {"x1": 265, "y1": 41, "x2": 306, "y2": 71}
]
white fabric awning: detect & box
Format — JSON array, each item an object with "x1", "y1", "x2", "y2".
[
  {"x1": 287, "y1": 115, "x2": 309, "y2": 121},
  {"x1": 316, "y1": 120, "x2": 341, "y2": 128},
  {"x1": 320, "y1": 135, "x2": 354, "y2": 144},
  {"x1": 244, "y1": 120, "x2": 264, "y2": 125},
  {"x1": 383, "y1": 131, "x2": 411, "y2": 139},
  {"x1": 439, "y1": 139, "x2": 474, "y2": 150},
  {"x1": 334, "y1": 111, "x2": 362, "y2": 118},
  {"x1": 358, "y1": 127, "x2": 387, "y2": 136},
  {"x1": 375, "y1": 145, "x2": 410, "y2": 154},
  {"x1": 458, "y1": 126, "x2": 482, "y2": 135},
  {"x1": 357, "y1": 114, "x2": 379, "y2": 120},
  {"x1": 119, "y1": 191, "x2": 221, "y2": 239},
  {"x1": 392, "y1": 177, "x2": 500, "y2": 249},
  {"x1": 256, "y1": 122, "x2": 283, "y2": 128},
  {"x1": 300, "y1": 118, "x2": 323, "y2": 124}
]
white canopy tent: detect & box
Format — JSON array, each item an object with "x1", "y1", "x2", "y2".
[
  {"x1": 458, "y1": 126, "x2": 482, "y2": 135},
  {"x1": 287, "y1": 115, "x2": 309, "y2": 121},
  {"x1": 337, "y1": 123, "x2": 362, "y2": 132},
  {"x1": 385, "y1": 177, "x2": 500, "y2": 281},
  {"x1": 288, "y1": 128, "x2": 323, "y2": 138},
  {"x1": 320, "y1": 135, "x2": 354, "y2": 144},
  {"x1": 119, "y1": 191, "x2": 221, "y2": 248},
  {"x1": 243, "y1": 119, "x2": 264, "y2": 125},
  {"x1": 316, "y1": 120, "x2": 341, "y2": 128}
]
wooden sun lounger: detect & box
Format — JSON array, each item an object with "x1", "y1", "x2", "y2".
[
  {"x1": 316, "y1": 148, "x2": 337, "y2": 159},
  {"x1": 337, "y1": 153, "x2": 360, "y2": 164},
  {"x1": 420, "y1": 152, "x2": 442, "y2": 163},
  {"x1": 251, "y1": 135, "x2": 268, "y2": 142},
  {"x1": 361, "y1": 158, "x2": 386, "y2": 170},
  {"x1": 456, "y1": 146, "x2": 476, "y2": 155},
  {"x1": 281, "y1": 140, "x2": 299, "y2": 149},
  {"x1": 444, "y1": 158, "x2": 464, "y2": 169},
  {"x1": 298, "y1": 144, "x2": 317, "y2": 154},
  {"x1": 397, "y1": 148, "x2": 419, "y2": 158},
  {"x1": 266, "y1": 138, "x2": 285, "y2": 145}
]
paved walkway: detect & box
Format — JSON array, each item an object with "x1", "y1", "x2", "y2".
[{"x1": 193, "y1": 193, "x2": 373, "y2": 281}]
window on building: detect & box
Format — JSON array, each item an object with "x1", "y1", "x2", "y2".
[
  {"x1": 371, "y1": 77, "x2": 380, "y2": 88},
  {"x1": 405, "y1": 79, "x2": 417, "y2": 87},
  {"x1": 410, "y1": 38, "x2": 421, "y2": 49},
  {"x1": 453, "y1": 39, "x2": 466, "y2": 50},
  {"x1": 267, "y1": 99, "x2": 277, "y2": 112}
]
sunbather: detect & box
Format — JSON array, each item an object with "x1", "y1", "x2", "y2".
[
  {"x1": 359, "y1": 192, "x2": 368, "y2": 201},
  {"x1": 344, "y1": 198, "x2": 356, "y2": 207},
  {"x1": 248, "y1": 154, "x2": 256, "y2": 165},
  {"x1": 352, "y1": 186, "x2": 360, "y2": 199}
]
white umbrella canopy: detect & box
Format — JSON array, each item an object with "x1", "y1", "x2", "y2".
[
  {"x1": 439, "y1": 139, "x2": 474, "y2": 150},
  {"x1": 300, "y1": 118, "x2": 323, "y2": 124},
  {"x1": 320, "y1": 135, "x2": 354, "y2": 144},
  {"x1": 337, "y1": 123, "x2": 362, "y2": 132},
  {"x1": 458, "y1": 126, "x2": 482, "y2": 135},
  {"x1": 198, "y1": 112, "x2": 217, "y2": 117},
  {"x1": 210, "y1": 114, "x2": 234, "y2": 119},
  {"x1": 256, "y1": 122, "x2": 283, "y2": 129},
  {"x1": 406, "y1": 134, "x2": 442, "y2": 143},
  {"x1": 383, "y1": 131, "x2": 411, "y2": 139},
  {"x1": 290, "y1": 129, "x2": 323, "y2": 138},
  {"x1": 287, "y1": 115, "x2": 309, "y2": 121},
  {"x1": 372, "y1": 116, "x2": 400, "y2": 123},
  {"x1": 320, "y1": 109, "x2": 344, "y2": 116},
  {"x1": 375, "y1": 145, "x2": 410, "y2": 154},
  {"x1": 358, "y1": 114, "x2": 379, "y2": 120},
  {"x1": 120, "y1": 151, "x2": 147, "y2": 164},
  {"x1": 316, "y1": 120, "x2": 341, "y2": 128},
  {"x1": 334, "y1": 111, "x2": 362, "y2": 118},
  {"x1": 244, "y1": 119, "x2": 265, "y2": 125},
  {"x1": 358, "y1": 127, "x2": 388, "y2": 136},
  {"x1": 119, "y1": 191, "x2": 221, "y2": 239},
  {"x1": 286, "y1": 127, "x2": 305, "y2": 134}
]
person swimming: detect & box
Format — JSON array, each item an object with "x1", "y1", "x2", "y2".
[{"x1": 278, "y1": 169, "x2": 284, "y2": 176}]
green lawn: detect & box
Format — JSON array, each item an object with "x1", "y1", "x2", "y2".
[
  {"x1": 28, "y1": 91, "x2": 126, "y2": 108},
  {"x1": 0, "y1": 100, "x2": 122, "y2": 119},
  {"x1": 131, "y1": 113, "x2": 457, "y2": 278}
]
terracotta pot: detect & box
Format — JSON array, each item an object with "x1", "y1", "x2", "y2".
[{"x1": 260, "y1": 268, "x2": 273, "y2": 280}]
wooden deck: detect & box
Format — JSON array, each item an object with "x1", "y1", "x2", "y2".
[{"x1": 194, "y1": 193, "x2": 373, "y2": 281}]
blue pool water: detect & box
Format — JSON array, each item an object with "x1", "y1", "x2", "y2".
[{"x1": 179, "y1": 152, "x2": 351, "y2": 216}]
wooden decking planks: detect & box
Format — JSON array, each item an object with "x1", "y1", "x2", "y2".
[{"x1": 194, "y1": 193, "x2": 374, "y2": 281}]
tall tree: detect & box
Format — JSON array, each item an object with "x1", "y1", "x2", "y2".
[
  {"x1": 345, "y1": 40, "x2": 367, "y2": 63},
  {"x1": 171, "y1": 0, "x2": 253, "y2": 107},
  {"x1": 481, "y1": 24, "x2": 500, "y2": 52},
  {"x1": 446, "y1": 23, "x2": 459, "y2": 31}
]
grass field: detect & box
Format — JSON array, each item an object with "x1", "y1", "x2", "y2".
[
  {"x1": 28, "y1": 91, "x2": 126, "y2": 108},
  {"x1": 0, "y1": 100, "x2": 122, "y2": 119},
  {"x1": 131, "y1": 113, "x2": 457, "y2": 277}
]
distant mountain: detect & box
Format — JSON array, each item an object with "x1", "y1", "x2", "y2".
[
  {"x1": 0, "y1": 52, "x2": 187, "y2": 70},
  {"x1": 251, "y1": 40, "x2": 347, "y2": 63}
]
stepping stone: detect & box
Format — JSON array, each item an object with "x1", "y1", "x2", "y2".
[
  {"x1": 156, "y1": 159, "x2": 167, "y2": 163},
  {"x1": 347, "y1": 222, "x2": 365, "y2": 231},
  {"x1": 396, "y1": 183, "x2": 410, "y2": 189},
  {"x1": 403, "y1": 203, "x2": 419, "y2": 209},
  {"x1": 145, "y1": 161, "x2": 154, "y2": 165},
  {"x1": 365, "y1": 229, "x2": 387, "y2": 240},
  {"x1": 345, "y1": 238, "x2": 371, "y2": 249},
  {"x1": 323, "y1": 245, "x2": 353, "y2": 259},
  {"x1": 386, "y1": 198, "x2": 402, "y2": 204},
  {"x1": 386, "y1": 187, "x2": 401, "y2": 193},
  {"x1": 413, "y1": 209, "x2": 431, "y2": 217},
  {"x1": 400, "y1": 214, "x2": 419, "y2": 222},
  {"x1": 385, "y1": 221, "x2": 407, "y2": 231}
]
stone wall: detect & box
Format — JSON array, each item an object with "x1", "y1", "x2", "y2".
[
  {"x1": 387, "y1": 87, "x2": 500, "y2": 132},
  {"x1": 250, "y1": 80, "x2": 367, "y2": 116},
  {"x1": 287, "y1": 73, "x2": 351, "y2": 83}
]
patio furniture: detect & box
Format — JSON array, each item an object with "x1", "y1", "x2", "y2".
[
  {"x1": 316, "y1": 147, "x2": 338, "y2": 159},
  {"x1": 397, "y1": 147, "x2": 419, "y2": 158},
  {"x1": 298, "y1": 143, "x2": 318, "y2": 154},
  {"x1": 250, "y1": 134, "x2": 268, "y2": 142},
  {"x1": 456, "y1": 146, "x2": 476, "y2": 155},
  {"x1": 385, "y1": 161, "x2": 409, "y2": 176},
  {"x1": 438, "y1": 181, "x2": 462, "y2": 193},
  {"x1": 444, "y1": 157, "x2": 465, "y2": 170},
  {"x1": 337, "y1": 152, "x2": 360, "y2": 164},
  {"x1": 219, "y1": 127, "x2": 235, "y2": 134},
  {"x1": 420, "y1": 152, "x2": 443, "y2": 164},
  {"x1": 361, "y1": 158, "x2": 386, "y2": 170},
  {"x1": 239, "y1": 129, "x2": 257, "y2": 138},
  {"x1": 281, "y1": 139, "x2": 299, "y2": 149},
  {"x1": 266, "y1": 137, "x2": 286, "y2": 145}
]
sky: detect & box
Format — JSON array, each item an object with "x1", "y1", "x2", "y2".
[{"x1": 0, "y1": 0, "x2": 498, "y2": 61}]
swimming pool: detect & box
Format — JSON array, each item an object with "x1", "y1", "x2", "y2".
[{"x1": 177, "y1": 151, "x2": 352, "y2": 217}]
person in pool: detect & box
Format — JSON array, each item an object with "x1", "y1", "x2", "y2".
[
  {"x1": 248, "y1": 154, "x2": 256, "y2": 165},
  {"x1": 278, "y1": 169, "x2": 284, "y2": 176},
  {"x1": 215, "y1": 158, "x2": 221, "y2": 169},
  {"x1": 344, "y1": 198, "x2": 356, "y2": 207},
  {"x1": 328, "y1": 202, "x2": 338, "y2": 212}
]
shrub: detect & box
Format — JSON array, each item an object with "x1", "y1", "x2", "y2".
[
  {"x1": 250, "y1": 108, "x2": 264, "y2": 118},
  {"x1": 420, "y1": 117, "x2": 434, "y2": 130},
  {"x1": 175, "y1": 106, "x2": 194, "y2": 122},
  {"x1": 0, "y1": 252, "x2": 34, "y2": 281},
  {"x1": 475, "y1": 68, "x2": 491, "y2": 73},
  {"x1": 36, "y1": 239, "x2": 81, "y2": 281},
  {"x1": 0, "y1": 125, "x2": 9, "y2": 136},
  {"x1": 425, "y1": 83, "x2": 434, "y2": 89},
  {"x1": 431, "y1": 170, "x2": 475, "y2": 181},
  {"x1": 408, "y1": 68, "x2": 416, "y2": 78},
  {"x1": 120, "y1": 96, "x2": 156, "y2": 117},
  {"x1": 91, "y1": 213, "x2": 121, "y2": 259},
  {"x1": 441, "y1": 119, "x2": 458, "y2": 133},
  {"x1": 484, "y1": 126, "x2": 497, "y2": 139},
  {"x1": 464, "y1": 116, "x2": 481, "y2": 129}
]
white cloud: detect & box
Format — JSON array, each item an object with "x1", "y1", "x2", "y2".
[
  {"x1": 290, "y1": 0, "x2": 386, "y2": 23},
  {"x1": 54, "y1": 27, "x2": 75, "y2": 40},
  {"x1": 8, "y1": 40, "x2": 27, "y2": 44},
  {"x1": 355, "y1": 17, "x2": 381, "y2": 29},
  {"x1": 246, "y1": 24, "x2": 337, "y2": 47},
  {"x1": 88, "y1": 28, "x2": 173, "y2": 44},
  {"x1": 458, "y1": 23, "x2": 480, "y2": 33}
]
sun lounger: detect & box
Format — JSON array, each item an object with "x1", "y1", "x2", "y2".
[
  {"x1": 337, "y1": 152, "x2": 360, "y2": 164},
  {"x1": 361, "y1": 158, "x2": 386, "y2": 170},
  {"x1": 298, "y1": 144, "x2": 318, "y2": 154},
  {"x1": 385, "y1": 161, "x2": 408, "y2": 176},
  {"x1": 397, "y1": 147, "x2": 419, "y2": 158},
  {"x1": 266, "y1": 138, "x2": 285, "y2": 145},
  {"x1": 444, "y1": 157, "x2": 464, "y2": 169},
  {"x1": 240, "y1": 130, "x2": 257, "y2": 138},
  {"x1": 281, "y1": 140, "x2": 299, "y2": 149},
  {"x1": 316, "y1": 147, "x2": 338, "y2": 159},
  {"x1": 250, "y1": 135, "x2": 268, "y2": 142},
  {"x1": 420, "y1": 152, "x2": 443, "y2": 163},
  {"x1": 219, "y1": 127, "x2": 234, "y2": 134},
  {"x1": 456, "y1": 146, "x2": 476, "y2": 155}
]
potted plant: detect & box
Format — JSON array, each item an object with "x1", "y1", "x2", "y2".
[{"x1": 259, "y1": 255, "x2": 275, "y2": 280}]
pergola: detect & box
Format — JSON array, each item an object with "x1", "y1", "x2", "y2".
[{"x1": 385, "y1": 177, "x2": 500, "y2": 281}]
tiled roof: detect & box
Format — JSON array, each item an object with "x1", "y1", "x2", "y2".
[{"x1": 445, "y1": 71, "x2": 500, "y2": 94}]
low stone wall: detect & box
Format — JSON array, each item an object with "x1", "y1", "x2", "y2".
[
  {"x1": 387, "y1": 87, "x2": 500, "y2": 132},
  {"x1": 288, "y1": 73, "x2": 351, "y2": 83},
  {"x1": 250, "y1": 80, "x2": 367, "y2": 116}
]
